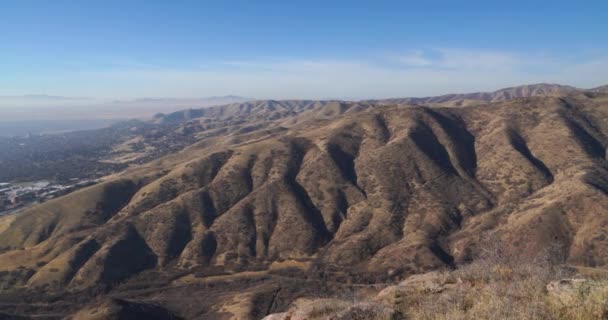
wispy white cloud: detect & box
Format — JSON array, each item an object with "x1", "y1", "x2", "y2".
[
  {"x1": 395, "y1": 51, "x2": 434, "y2": 67},
  {"x1": 1, "y1": 48, "x2": 607, "y2": 102},
  {"x1": 394, "y1": 48, "x2": 528, "y2": 71},
  {"x1": 432, "y1": 48, "x2": 522, "y2": 70}
]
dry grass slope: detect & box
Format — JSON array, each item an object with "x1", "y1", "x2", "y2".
[{"x1": 0, "y1": 90, "x2": 607, "y2": 319}]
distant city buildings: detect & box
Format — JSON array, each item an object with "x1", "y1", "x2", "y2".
[{"x1": 0, "y1": 179, "x2": 99, "y2": 216}]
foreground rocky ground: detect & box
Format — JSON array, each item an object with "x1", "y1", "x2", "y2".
[{"x1": 264, "y1": 252, "x2": 608, "y2": 320}]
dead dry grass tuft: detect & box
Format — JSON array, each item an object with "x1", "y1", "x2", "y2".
[{"x1": 390, "y1": 243, "x2": 608, "y2": 319}]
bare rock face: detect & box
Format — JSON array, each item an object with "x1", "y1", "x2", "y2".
[
  {"x1": 261, "y1": 313, "x2": 289, "y2": 320},
  {"x1": 375, "y1": 271, "x2": 450, "y2": 303},
  {"x1": 547, "y1": 278, "x2": 588, "y2": 293},
  {"x1": 263, "y1": 299, "x2": 403, "y2": 320},
  {"x1": 330, "y1": 302, "x2": 403, "y2": 320},
  {"x1": 546, "y1": 278, "x2": 594, "y2": 303}
]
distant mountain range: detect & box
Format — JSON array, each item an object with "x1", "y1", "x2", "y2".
[
  {"x1": 0, "y1": 94, "x2": 90, "y2": 101},
  {"x1": 111, "y1": 95, "x2": 249, "y2": 106},
  {"x1": 0, "y1": 95, "x2": 251, "y2": 135},
  {"x1": 4, "y1": 84, "x2": 607, "y2": 125},
  {"x1": 591, "y1": 85, "x2": 608, "y2": 93},
  {"x1": 2, "y1": 83, "x2": 606, "y2": 136},
  {"x1": 367, "y1": 83, "x2": 589, "y2": 105},
  {"x1": 154, "y1": 83, "x2": 606, "y2": 124}
]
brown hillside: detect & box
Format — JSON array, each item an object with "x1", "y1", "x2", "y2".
[{"x1": 0, "y1": 92, "x2": 607, "y2": 319}]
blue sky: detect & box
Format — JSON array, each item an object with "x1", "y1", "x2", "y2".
[{"x1": 1, "y1": 0, "x2": 607, "y2": 100}]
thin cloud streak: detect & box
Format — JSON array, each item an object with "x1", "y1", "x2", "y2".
[{"x1": 2, "y1": 49, "x2": 607, "y2": 100}]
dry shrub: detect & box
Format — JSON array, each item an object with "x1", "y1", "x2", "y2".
[
  {"x1": 274, "y1": 240, "x2": 607, "y2": 320},
  {"x1": 546, "y1": 280, "x2": 608, "y2": 320},
  {"x1": 394, "y1": 240, "x2": 608, "y2": 319}
]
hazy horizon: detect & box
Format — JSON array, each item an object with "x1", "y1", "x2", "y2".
[{"x1": 1, "y1": 1, "x2": 607, "y2": 134}]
